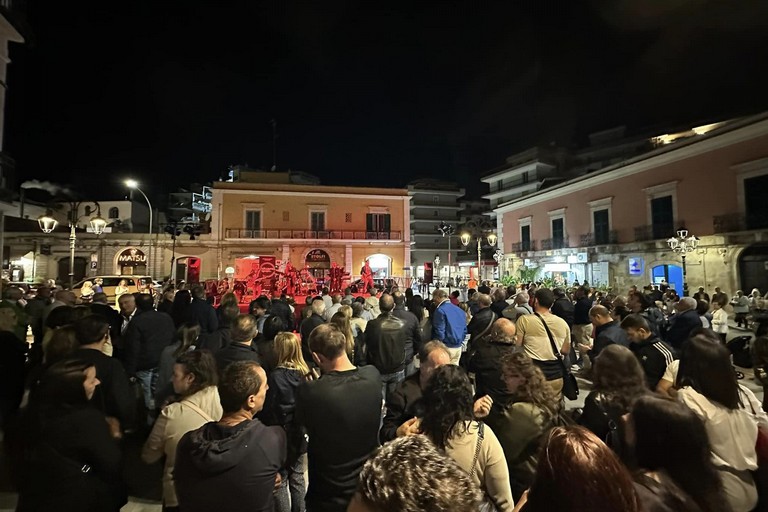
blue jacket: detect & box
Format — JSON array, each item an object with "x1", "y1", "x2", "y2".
[{"x1": 431, "y1": 300, "x2": 468, "y2": 349}]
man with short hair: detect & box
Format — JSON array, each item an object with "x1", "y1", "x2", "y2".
[
  {"x1": 501, "y1": 292, "x2": 533, "y2": 322},
  {"x1": 693, "y1": 286, "x2": 710, "y2": 303},
  {"x1": 572, "y1": 286, "x2": 593, "y2": 354},
  {"x1": 324, "y1": 294, "x2": 343, "y2": 321},
  {"x1": 515, "y1": 288, "x2": 571, "y2": 397},
  {"x1": 466, "y1": 293, "x2": 495, "y2": 344},
  {"x1": 188, "y1": 284, "x2": 218, "y2": 334},
  {"x1": 712, "y1": 286, "x2": 728, "y2": 307},
  {"x1": 89, "y1": 292, "x2": 123, "y2": 343},
  {"x1": 665, "y1": 297, "x2": 703, "y2": 350},
  {"x1": 175, "y1": 361, "x2": 286, "y2": 512},
  {"x1": 297, "y1": 324, "x2": 381, "y2": 512},
  {"x1": 71, "y1": 314, "x2": 135, "y2": 434},
  {"x1": 215, "y1": 314, "x2": 261, "y2": 373},
  {"x1": 321, "y1": 287, "x2": 333, "y2": 311},
  {"x1": 431, "y1": 288, "x2": 468, "y2": 365},
  {"x1": 300, "y1": 298, "x2": 326, "y2": 363},
  {"x1": 391, "y1": 291, "x2": 421, "y2": 377},
  {"x1": 366, "y1": 294, "x2": 407, "y2": 397},
  {"x1": 578, "y1": 305, "x2": 629, "y2": 362},
  {"x1": 621, "y1": 314, "x2": 675, "y2": 389},
  {"x1": 0, "y1": 287, "x2": 28, "y2": 343},
  {"x1": 122, "y1": 293, "x2": 175, "y2": 415}
]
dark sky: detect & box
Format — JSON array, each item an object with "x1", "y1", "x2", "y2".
[{"x1": 6, "y1": 0, "x2": 768, "y2": 203}]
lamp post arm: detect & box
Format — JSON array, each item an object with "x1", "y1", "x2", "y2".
[{"x1": 132, "y1": 187, "x2": 153, "y2": 277}]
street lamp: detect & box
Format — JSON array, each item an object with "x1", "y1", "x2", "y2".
[
  {"x1": 666, "y1": 227, "x2": 699, "y2": 297},
  {"x1": 38, "y1": 202, "x2": 106, "y2": 288},
  {"x1": 437, "y1": 221, "x2": 455, "y2": 287},
  {"x1": 125, "y1": 179, "x2": 153, "y2": 278},
  {"x1": 461, "y1": 228, "x2": 497, "y2": 282}
]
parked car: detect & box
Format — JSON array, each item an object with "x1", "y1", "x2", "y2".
[{"x1": 72, "y1": 275, "x2": 153, "y2": 304}]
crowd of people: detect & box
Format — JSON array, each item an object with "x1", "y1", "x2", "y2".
[{"x1": 1, "y1": 278, "x2": 768, "y2": 511}]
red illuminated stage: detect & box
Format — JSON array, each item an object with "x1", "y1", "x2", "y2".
[{"x1": 205, "y1": 255, "x2": 353, "y2": 308}]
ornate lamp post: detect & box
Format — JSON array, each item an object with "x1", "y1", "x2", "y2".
[
  {"x1": 461, "y1": 229, "x2": 497, "y2": 282},
  {"x1": 125, "y1": 179, "x2": 153, "y2": 277},
  {"x1": 437, "y1": 221, "x2": 455, "y2": 288},
  {"x1": 494, "y1": 249, "x2": 504, "y2": 280},
  {"x1": 666, "y1": 227, "x2": 699, "y2": 297},
  {"x1": 38, "y1": 202, "x2": 107, "y2": 288}
]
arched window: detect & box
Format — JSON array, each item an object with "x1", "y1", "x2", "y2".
[{"x1": 109, "y1": 207, "x2": 119, "y2": 219}]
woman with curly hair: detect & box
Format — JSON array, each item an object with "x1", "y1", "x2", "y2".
[
  {"x1": 492, "y1": 350, "x2": 560, "y2": 501},
  {"x1": 516, "y1": 426, "x2": 640, "y2": 512},
  {"x1": 419, "y1": 365, "x2": 514, "y2": 511},
  {"x1": 578, "y1": 344, "x2": 649, "y2": 453},
  {"x1": 348, "y1": 435, "x2": 482, "y2": 512}
]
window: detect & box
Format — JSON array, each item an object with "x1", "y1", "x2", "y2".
[
  {"x1": 588, "y1": 197, "x2": 613, "y2": 246},
  {"x1": 282, "y1": 211, "x2": 289, "y2": 222},
  {"x1": 548, "y1": 208, "x2": 566, "y2": 249},
  {"x1": 551, "y1": 218, "x2": 565, "y2": 248},
  {"x1": 744, "y1": 174, "x2": 768, "y2": 230},
  {"x1": 651, "y1": 196, "x2": 674, "y2": 239},
  {"x1": 521, "y1": 224, "x2": 531, "y2": 251},
  {"x1": 366, "y1": 213, "x2": 391, "y2": 232},
  {"x1": 245, "y1": 210, "x2": 261, "y2": 231},
  {"x1": 433, "y1": 196, "x2": 439, "y2": 203},
  {"x1": 345, "y1": 213, "x2": 352, "y2": 223},
  {"x1": 593, "y1": 209, "x2": 610, "y2": 245},
  {"x1": 311, "y1": 211, "x2": 326, "y2": 231},
  {"x1": 521, "y1": 172, "x2": 529, "y2": 184},
  {"x1": 108, "y1": 207, "x2": 119, "y2": 219},
  {"x1": 644, "y1": 181, "x2": 677, "y2": 239}
]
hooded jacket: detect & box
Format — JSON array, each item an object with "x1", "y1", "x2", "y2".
[{"x1": 174, "y1": 418, "x2": 286, "y2": 512}]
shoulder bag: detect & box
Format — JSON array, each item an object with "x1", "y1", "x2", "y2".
[
  {"x1": 534, "y1": 313, "x2": 579, "y2": 401},
  {"x1": 468, "y1": 422, "x2": 499, "y2": 512}
]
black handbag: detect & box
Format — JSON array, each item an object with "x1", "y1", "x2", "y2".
[{"x1": 535, "y1": 313, "x2": 579, "y2": 401}]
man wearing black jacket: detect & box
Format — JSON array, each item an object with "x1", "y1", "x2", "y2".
[
  {"x1": 71, "y1": 314, "x2": 136, "y2": 434},
  {"x1": 188, "y1": 285, "x2": 219, "y2": 334},
  {"x1": 365, "y1": 294, "x2": 407, "y2": 398},
  {"x1": 664, "y1": 297, "x2": 702, "y2": 351},
  {"x1": 122, "y1": 294, "x2": 175, "y2": 415},
  {"x1": 300, "y1": 299, "x2": 326, "y2": 364},
  {"x1": 578, "y1": 305, "x2": 629, "y2": 362},
  {"x1": 621, "y1": 314, "x2": 675, "y2": 389},
  {"x1": 214, "y1": 314, "x2": 261, "y2": 373},
  {"x1": 391, "y1": 291, "x2": 421, "y2": 377}
]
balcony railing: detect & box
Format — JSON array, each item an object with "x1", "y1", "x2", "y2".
[
  {"x1": 713, "y1": 212, "x2": 768, "y2": 233},
  {"x1": 634, "y1": 222, "x2": 683, "y2": 242},
  {"x1": 540, "y1": 236, "x2": 569, "y2": 251},
  {"x1": 511, "y1": 240, "x2": 537, "y2": 252},
  {"x1": 579, "y1": 230, "x2": 619, "y2": 247},
  {"x1": 225, "y1": 228, "x2": 402, "y2": 240}
]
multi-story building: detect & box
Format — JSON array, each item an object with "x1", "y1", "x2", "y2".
[
  {"x1": 407, "y1": 179, "x2": 464, "y2": 281},
  {"x1": 493, "y1": 112, "x2": 768, "y2": 294},
  {"x1": 210, "y1": 170, "x2": 411, "y2": 286}
]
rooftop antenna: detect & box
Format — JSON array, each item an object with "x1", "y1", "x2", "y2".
[{"x1": 271, "y1": 118, "x2": 278, "y2": 171}]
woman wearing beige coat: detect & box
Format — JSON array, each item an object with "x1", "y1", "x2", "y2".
[{"x1": 142, "y1": 350, "x2": 222, "y2": 511}]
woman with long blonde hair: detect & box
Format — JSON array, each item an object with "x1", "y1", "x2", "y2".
[{"x1": 262, "y1": 331, "x2": 310, "y2": 512}]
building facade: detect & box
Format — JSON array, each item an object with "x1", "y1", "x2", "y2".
[
  {"x1": 210, "y1": 174, "x2": 411, "y2": 287},
  {"x1": 494, "y1": 112, "x2": 768, "y2": 295}
]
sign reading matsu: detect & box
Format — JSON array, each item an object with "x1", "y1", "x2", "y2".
[{"x1": 234, "y1": 256, "x2": 279, "y2": 280}]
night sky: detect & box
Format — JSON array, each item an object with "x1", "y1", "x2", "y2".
[{"x1": 6, "y1": 1, "x2": 768, "y2": 204}]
